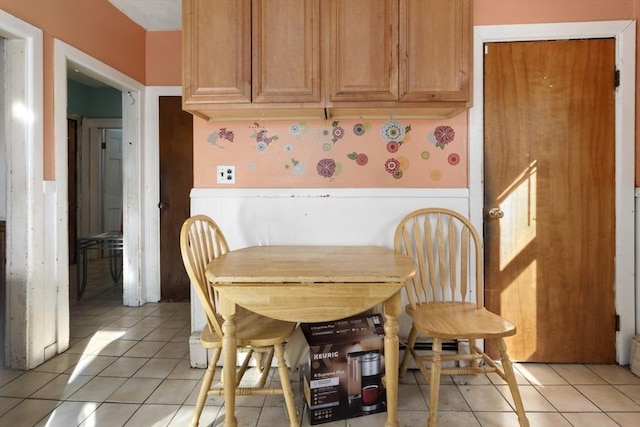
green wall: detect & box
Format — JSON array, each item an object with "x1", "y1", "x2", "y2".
[{"x1": 67, "y1": 79, "x2": 122, "y2": 118}]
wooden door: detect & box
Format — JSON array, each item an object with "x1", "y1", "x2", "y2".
[
  {"x1": 159, "y1": 97, "x2": 193, "y2": 302},
  {"x1": 67, "y1": 118, "x2": 78, "y2": 263},
  {"x1": 252, "y1": 0, "x2": 321, "y2": 103},
  {"x1": 483, "y1": 39, "x2": 616, "y2": 363}
]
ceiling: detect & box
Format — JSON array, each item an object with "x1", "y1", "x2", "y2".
[{"x1": 108, "y1": 0, "x2": 182, "y2": 31}]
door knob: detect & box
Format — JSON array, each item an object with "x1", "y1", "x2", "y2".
[
  {"x1": 488, "y1": 207, "x2": 504, "y2": 219},
  {"x1": 158, "y1": 201, "x2": 169, "y2": 210}
]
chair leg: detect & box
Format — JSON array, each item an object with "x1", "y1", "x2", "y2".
[
  {"x1": 191, "y1": 348, "x2": 222, "y2": 427},
  {"x1": 274, "y1": 344, "x2": 299, "y2": 427},
  {"x1": 495, "y1": 338, "x2": 529, "y2": 427},
  {"x1": 400, "y1": 326, "x2": 418, "y2": 377},
  {"x1": 427, "y1": 338, "x2": 442, "y2": 427}
]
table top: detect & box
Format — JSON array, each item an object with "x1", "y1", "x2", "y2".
[{"x1": 205, "y1": 245, "x2": 416, "y2": 284}]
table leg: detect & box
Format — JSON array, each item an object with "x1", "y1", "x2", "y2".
[
  {"x1": 383, "y1": 291, "x2": 401, "y2": 427},
  {"x1": 220, "y1": 297, "x2": 238, "y2": 427}
]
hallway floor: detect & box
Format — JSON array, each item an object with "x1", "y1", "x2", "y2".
[{"x1": 0, "y1": 259, "x2": 639, "y2": 426}]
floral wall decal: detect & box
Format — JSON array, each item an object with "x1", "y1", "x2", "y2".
[{"x1": 193, "y1": 114, "x2": 467, "y2": 188}]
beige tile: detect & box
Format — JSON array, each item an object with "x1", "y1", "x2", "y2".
[
  {"x1": 65, "y1": 355, "x2": 118, "y2": 376},
  {"x1": 616, "y1": 384, "x2": 640, "y2": 404},
  {"x1": 398, "y1": 384, "x2": 428, "y2": 411},
  {"x1": 124, "y1": 403, "x2": 180, "y2": 426},
  {"x1": 107, "y1": 315, "x2": 145, "y2": 328},
  {"x1": 586, "y1": 364, "x2": 640, "y2": 385},
  {"x1": 146, "y1": 379, "x2": 199, "y2": 405},
  {"x1": 0, "y1": 397, "x2": 22, "y2": 416},
  {"x1": 67, "y1": 376, "x2": 127, "y2": 402},
  {"x1": 31, "y1": 374, "x2": 92, "y2": 400},
  {"x1": 123, "y1": 340, "x2": 165, "y2": 358},
  {"x1": 431, "y1": 384, "x2": 472, "y2": 412},
  {"x1": 120, "y1": 325, "x2": 155, "y2": 341},
  {"x1": 106, "y1": 377, "x2": 163, "y2": 403},
  {"x1": 98, "y1": 357, "x2": 147, "y2": 377},
  {"x1": 170, "y1": 327, "x2": 192, "y2": 343},
  {"x1": 436, "y1": 411, "x2": 481, "y2": 427},
  {"x1": 34, "y1": 352, "x2": 83, "y2": 374},
  {"x1": 575, "y1": 384, "x2": 640, "y2": 411},
  {"x1": 217, "y1": 406, "x2": 261, "y2": 426},
  {"x1": 457, "y1": 384, "x2": 513, "y2": 412},
  {"x1": 0, "y1": 368, "x2": 24, "y2": 388},
  {"x1": 135, "y1": 316, "x2": 168, "y2": 328},
  {"x1": 535, "y1": 385, "x2": 600, "y2": 412},
  {"x1": 154, "y1": 342, "x2": 189, "y2": 359},
  {"x1": 607, "y1": 412, "x2": 640, "y2": 427},
  {"x1": 161, "y1": 317, "x2": 190, "y2": 328},
  {"x1": 0, "y1": 371, "x2": 58, "y2": 398},
  {"x1": 495, "y1": 384, "x2": 556, "y2": 412},
  {"x1": 550, "y1": 364, "x2": 608, "y2": 385},
  {"x1": 256, "y1": 405, "x2": 300, "y2": 427},
  {"x1": 142, "y1": 327, "x2": 181, "y2": 342},
  {"x1": 134, "y1": 357, "x2": 181, "y2": 379},
  {"x1": 514, "y1": 363, "x2": 569, "y2": 385},
  {"x1": 94, "y1": 339, "x2": 138, "y2": 357},
  {"x1": 563, "y1": 412, "x2": 621, "y2": 427},
  {"x1": 34, "y1": 401, "x2": 97, "y2": 427},
  {"x1": 507, "y1": 411, "x2": 572, "y2": 427},
  {"x1": 395, "y1": 410, "x2": 435, "y2": 427},
  {"x1": 78, "y1": 402, "x2": 139, "y2": 427},
  {"x1": 0, "y1": 398, "x2": 60, "y2": 426},
  {"x1": 167, "y1": 359, "x2": 206, "y2": 380},
  {"x1": 169, "y1": 404, "x2": 221, "y2": 427}
]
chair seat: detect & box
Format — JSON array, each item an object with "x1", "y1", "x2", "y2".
[
  {"x1": 201, "y1": 306, "x2": 297, "y2": 348},
  {"x1": 409, "y1": 302, "x2": 517, "y2": 339}
]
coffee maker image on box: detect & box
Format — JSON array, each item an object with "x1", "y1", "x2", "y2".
[{"x1": 347, "y1": 349, "x2": 386, "y2": 416}]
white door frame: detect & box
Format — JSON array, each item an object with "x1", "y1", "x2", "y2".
[
  {"x1": 469, "y1": 20, "x2": 636, "y2": 365},
  {"x1": 0, "y1": 10, "x2": 44, "y2": 369},
  {"x1": 54, "y1": 40, "x2": 146, "y2": 312}
]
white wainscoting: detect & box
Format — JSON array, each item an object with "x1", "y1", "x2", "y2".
[{"x1": 188, "y1": 188, "x2": 470, "y2": 366}]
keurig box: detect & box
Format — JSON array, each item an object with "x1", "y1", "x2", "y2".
[{"x1": 300, "y1": 313, "x2": 387, "y2": 425}]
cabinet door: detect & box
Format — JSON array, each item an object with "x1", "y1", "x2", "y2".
[
  {"x1": 183, "y1": 0, "x2": 251, "y2": 106},
  {"x1": 252, "y1": 0, "x2": 322, "y2": 104},
  {"x1": 399, "y1": 0, "x2": 470, "y2": 102},
  {"x1": 328, "y1": 0, "x2": 398, "y2": 102}
]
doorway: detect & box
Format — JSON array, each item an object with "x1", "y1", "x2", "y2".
[
  {"x1": 483, "y1": 38, "x2": 616, "y2": 363},
  {"x1": 470, "y1": 21, "x2": 636, "y2": 365}
]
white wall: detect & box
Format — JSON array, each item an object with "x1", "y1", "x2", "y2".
[{"x1": 188, "y1": 188, "x2": 470, "y2": 366}]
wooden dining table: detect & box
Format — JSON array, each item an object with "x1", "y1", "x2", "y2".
[{"x1": 205, "y1": 245, "x2": 417, "y2": 427}]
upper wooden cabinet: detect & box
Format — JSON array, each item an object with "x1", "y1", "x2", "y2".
[
  {"x1": 182, "y1": 0, "x2": 471, "y2": 120},
  {"x1": 183, "y1": 0, "x2": 324, "y2": 120},
  {"x1": 399, "y1": 0, "x2": 471, "y2": 102},
  {"x1": 328, "y1": 0, "x2": 471, "y2": 105}
]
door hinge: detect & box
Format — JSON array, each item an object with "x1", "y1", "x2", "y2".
[
  {"x1": 614, "y1": 69, "x2": 620, "y2": 88},
  {"x1": 101, "y1": 142, "x2": 107, "y2": 149},
  {"x1": 615, "y1": 314, "x2": 620, "y2": 331}
]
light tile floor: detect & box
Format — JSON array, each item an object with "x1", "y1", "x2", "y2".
[{"x1": 1, "y1": 258, "x2": 639, "y2": 426}]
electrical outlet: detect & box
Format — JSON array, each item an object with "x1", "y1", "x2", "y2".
[{"x1": 216, "y1": 165, "x2": 236, "y2": 184}]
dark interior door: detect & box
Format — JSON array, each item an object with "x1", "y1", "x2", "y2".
[
  {"x1": 159, "y1": 96, "x2": 193, "y2": 301},
  {"x1": 483, "y1": 39, "x2": 616, "y2": 363}
]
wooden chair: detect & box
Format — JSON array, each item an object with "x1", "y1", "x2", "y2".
[
  {"x1": 394, "y1": 208, "x2": 529, "y2": 427},
  {"x1": 180, "y1": 215, "x2": 299, "y2": 427}
]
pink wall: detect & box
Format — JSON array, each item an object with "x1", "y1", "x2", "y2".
[
  {"x1": 0, "y1": 0, "x2": 145, "y2": 179},
  {"x1": 146, "y1": 31, "x2": 181, "y2": 86},
  {"x1": 195, "y1": 116, "x2": 468, "y2": 188}
]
